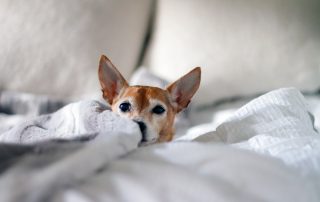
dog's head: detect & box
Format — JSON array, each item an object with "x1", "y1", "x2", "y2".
[{"x1": 98, "y1": 55, "x2": 201, "y2": 145}]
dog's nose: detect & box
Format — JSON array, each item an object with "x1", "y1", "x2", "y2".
[{"x1": 134, "y1": 121, "x2": 147, "y2": 141}]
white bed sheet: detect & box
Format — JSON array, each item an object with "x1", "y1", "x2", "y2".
[
  {"x1": 0, "y1": 88, "x2": 319, "y2": 202},
  {"x1": 60, "y1": 88, "x2": 320, "y2": 202}
]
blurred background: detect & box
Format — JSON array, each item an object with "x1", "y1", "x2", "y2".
[{"x1": 0, "y1": 0, "x2": 319, "y2": 109}]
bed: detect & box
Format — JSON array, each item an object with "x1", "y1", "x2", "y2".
[
  {"x1": 1, "y1": 1, "x2": 320, "y2": 202},
  {"x1": 0, "y1": 87, "x2": 319, "y2": 202}
]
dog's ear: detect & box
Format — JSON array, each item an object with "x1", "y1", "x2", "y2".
[
  {"x1": 98, "y1": 55, "x2": 129, "y2": 104},
  {"x1": 166, "y1": 67, "x2": 201, "y2": 112}
]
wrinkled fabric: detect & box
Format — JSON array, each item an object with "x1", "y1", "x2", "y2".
[{"x1": 0, "y1": 88, "x2": 319, "y2": 202}]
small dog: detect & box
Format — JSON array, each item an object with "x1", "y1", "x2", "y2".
[{"x1": 98, "y1": 55, "x2": 201, "y2": 145}]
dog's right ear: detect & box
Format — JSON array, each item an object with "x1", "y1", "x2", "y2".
[{"x1": 98, "y1": 55, "x2": 128, "y2": 104}]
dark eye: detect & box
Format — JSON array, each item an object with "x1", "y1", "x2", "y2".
[
  {"x1": 152, "y1": 105, "x2": 165, "y2": 115},
  {"x1": 119, "y1": 102, "x2": 131, "y2": 112}
]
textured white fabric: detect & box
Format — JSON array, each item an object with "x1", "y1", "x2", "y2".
[
  {"x1": 216, "y1": 88, "x2": 316, "y2": 143},
  {"x1": 57, "y1": 89, "x2": 319, "y2": 201},
  {"x1": 146, "y1": 0, "x2": 320, "y2": 106},
  {"x1": 0, "y1": 0, "x2": 152, "y2": 98},
  {"x1": 0, "y1": 88, "x2": 319, "y2": 202},
  {"x1": 192, "y1": 88, "x2": 320, "y2": 191},
  {"x1": 0, "y1": 131, "x2": 141, "y2": 202},
  {"x1": 0, "y1": 100, "x2": 140, "y2": 143},
  {"x1": 58, "y1": 143, "x2": 317, "y2": 202}
]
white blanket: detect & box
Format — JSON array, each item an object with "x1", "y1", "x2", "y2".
[
  {"x1": 0, "y1": 88, "x2": 319, "y2": 202},
  {"x1": 0, "y1": 100, "x2": 140, "y2": 143}
]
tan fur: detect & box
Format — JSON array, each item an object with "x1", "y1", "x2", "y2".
[{"x1": 98, "y1": 55, "x2": 201, "y2": 144}]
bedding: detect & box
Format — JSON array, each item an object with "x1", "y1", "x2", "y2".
[
  {"x1": 0, "y1": 91, "x2": 68, "y2": 134},
  {"x1": 0, "y1": 88, "x2": 319, "y2": 202},
  {"x1": 0, "y1": 99, "x2": 139, "y2": 143}
]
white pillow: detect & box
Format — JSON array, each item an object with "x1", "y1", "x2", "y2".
[
  {"x1": 145, "y1": 0, "x2": 320, "y2": 106},
  {"x1": 0, "y1": 0, "x2": 152, "y2": 98}
]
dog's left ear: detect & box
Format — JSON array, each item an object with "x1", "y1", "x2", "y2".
[
  {"x1": 98, "y1": 55, "x2": 129, "y2": 104},
  {"x1": 166, "y1": 67, "x2": 201, "y2": 112}
]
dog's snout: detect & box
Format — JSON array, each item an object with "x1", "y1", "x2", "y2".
[
  {"x1": 136, "y1": 121, "x2": 146, "y2": 133},
  {"x1": 134, "y1": 121, "x2": 147, "y2": 141}
]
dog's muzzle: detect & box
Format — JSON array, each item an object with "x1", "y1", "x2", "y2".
[{"x1": 134, "y1": 120, "x2": 147, "y2": 142}]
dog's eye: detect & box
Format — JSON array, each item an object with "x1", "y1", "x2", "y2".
[
  {"x1": 152, "y1": 105, "x2": 165, "y2": 115},
  {"x1": 119, "y1": 102, "x2": 131, "y2": 112}
]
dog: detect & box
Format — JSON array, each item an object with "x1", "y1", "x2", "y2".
[{"x1": 98, "y1": 55, "x2": 201, "y2": 145}]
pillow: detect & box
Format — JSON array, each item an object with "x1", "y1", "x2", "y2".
[
  {"x1": 0, "y1": 0, "x2": 152, "y2": 98},
  {"x1": 145, "y1": 0, "x2": 320, "y2": 106},
  {"x1": 130, "y1": 67, "x2": 168, "y2": 88}
]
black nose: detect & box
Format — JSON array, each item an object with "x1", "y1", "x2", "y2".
[{"x1": 134, "y1": 121, "x2": 147, "y2": 141}]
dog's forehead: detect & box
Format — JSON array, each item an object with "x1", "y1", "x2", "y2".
[{"x1": 122, "y1": 86, "x2": 171, "y2": 105}]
